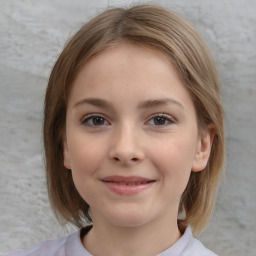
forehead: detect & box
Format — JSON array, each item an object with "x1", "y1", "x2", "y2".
[
  {"x1": 68, "y1": 42, "x2": 194, "y2": 111},
  {"x1": 72, "y1": 42, "x2": 179, "y2": 90}
]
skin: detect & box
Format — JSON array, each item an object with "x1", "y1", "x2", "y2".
[{"x1": 63, "y1": 43, "x2": 213, "y2": 256}]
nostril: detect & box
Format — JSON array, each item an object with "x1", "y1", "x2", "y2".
[
  {"x1": 112, "y1": 156, "x2": 139, "y2": 163},
  {"x1": 113, "y1": 157, "x2": 120, "y2": 161}
]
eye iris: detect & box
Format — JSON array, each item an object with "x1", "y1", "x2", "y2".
[
  {"x1": 154, "y1": 116, "x2": 166, "y2": 125},
  {"x1": 93, "y1": 117, "x2": 105, "y2": 125}
]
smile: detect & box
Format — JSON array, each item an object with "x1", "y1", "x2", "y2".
[
  {"x1": 101, "y1": 176, "x2": 156, "y2": 195},
  {"x1": 106, "y1": 180, "x2": 151, "y2": 185}
]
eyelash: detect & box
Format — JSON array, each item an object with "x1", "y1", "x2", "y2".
[
  {"x1": 81, "y1": 114, "x2": 110, "y2": 127},
  {"x1": 147, "y1": 113, "x2": 175, "y2": 126},
  {"x1": 81, "y1": 113, "x2": 175, "y2": 127}
]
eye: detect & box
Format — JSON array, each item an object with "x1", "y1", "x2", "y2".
[
  {"x1": 81, "y1": 114, "x2": 110, "y2": 127},
  {"x1": 147, "y1": 114, "x2": 175, "y2": 126}
]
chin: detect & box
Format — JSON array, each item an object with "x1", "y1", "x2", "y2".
[{"x1": 104, "y1": 208, "x2": 153, "y2": 228}]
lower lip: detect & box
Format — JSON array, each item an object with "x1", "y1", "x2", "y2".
[{"x1": 102, "y1": 181, "x2": 155, "y2": 195}]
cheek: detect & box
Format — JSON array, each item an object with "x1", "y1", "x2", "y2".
[
  {"x1": 151, "y1": 135, "x2": 197, "y2": 191},
  {"x1": 68, "y1": 135, "x2": 107, "y2": 178},
  {"x1": 67, "y1": 136, "x2": 107, "y2": 205}
]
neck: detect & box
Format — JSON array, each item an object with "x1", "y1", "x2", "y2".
[{"x1": 83, "y1": 213, "x2": 181, "y2": 256}]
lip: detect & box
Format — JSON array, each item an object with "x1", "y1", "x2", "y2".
[{"x1": 100, "y1": 175, "x2": 156, "y2": 195}]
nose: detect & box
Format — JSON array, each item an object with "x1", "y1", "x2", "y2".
[{"x1": 109, "y1": 124, "x2": 145, "y2": 166}]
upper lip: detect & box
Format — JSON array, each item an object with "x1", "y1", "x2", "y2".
[{"x1": 101, "y1": 175, "x2": 155, "y2": 183}]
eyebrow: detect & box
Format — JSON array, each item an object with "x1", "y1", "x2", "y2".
[
  {"x1": 74, "y1": 98, "x2": 114, "y2": 110},
  {"x1": 138, "y1": 98, "x2": 184, "y2": 109},
  {"x1": 73, "y1": 97, "x2": 184, "y2": 110}
]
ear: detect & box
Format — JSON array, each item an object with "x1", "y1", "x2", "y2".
[
  {"x1": 192, "y1": 124, "x2": 215, "y2": 172},
  {"x1": 63, "y1": 135, "x2": 72, "y2": 170}
]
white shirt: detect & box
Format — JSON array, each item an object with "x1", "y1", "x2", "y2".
[{"x1": 2, "y1": 226, "x2": 217, "y2": 256}]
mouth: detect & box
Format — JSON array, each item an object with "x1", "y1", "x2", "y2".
[{"x1": 100, "y1": 176, "x2": 156, "y2": 195}]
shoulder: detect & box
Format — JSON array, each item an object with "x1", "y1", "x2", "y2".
[
  {"x1": 1, "y1": 231, "x2": 77, "y2": 256},
  {"x1": 184, "y1": 238, "x2": 217, "y2": 256},
  {"x1": 182, "y1": 228, "x2": 218, "y2": 256},
  {"x1": 159, "y1": 227, "x2": 217, "y2": 256}
]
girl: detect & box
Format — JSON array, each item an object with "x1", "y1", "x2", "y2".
[{"x1": 4, "y1": 4, "x2": 225, "y2": 256}]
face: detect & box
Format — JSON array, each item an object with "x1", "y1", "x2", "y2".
[{"x1": 63, "y1": 43, "x2": 212, "y2": 228}]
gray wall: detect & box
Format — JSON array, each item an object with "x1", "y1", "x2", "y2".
[{"x1": 0, "y1": 0, "x2": 255, "y2": 255}]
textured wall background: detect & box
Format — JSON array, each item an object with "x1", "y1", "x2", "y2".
[{"x1": 0, "y1": 0, "x2": 255, "y2": 255}]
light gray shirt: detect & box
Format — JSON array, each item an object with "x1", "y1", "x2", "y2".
[{"x1": 2, "y1": 226, "x2": 217, "y2": 256}]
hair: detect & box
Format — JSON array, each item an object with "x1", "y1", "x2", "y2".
[{"x1": 43, "y1": 4, "x2": 225, "y2": 235}]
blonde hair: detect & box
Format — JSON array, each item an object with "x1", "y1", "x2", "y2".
[{"x1": 43, "y1": 4, "x2": 225, "y2": 235}]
